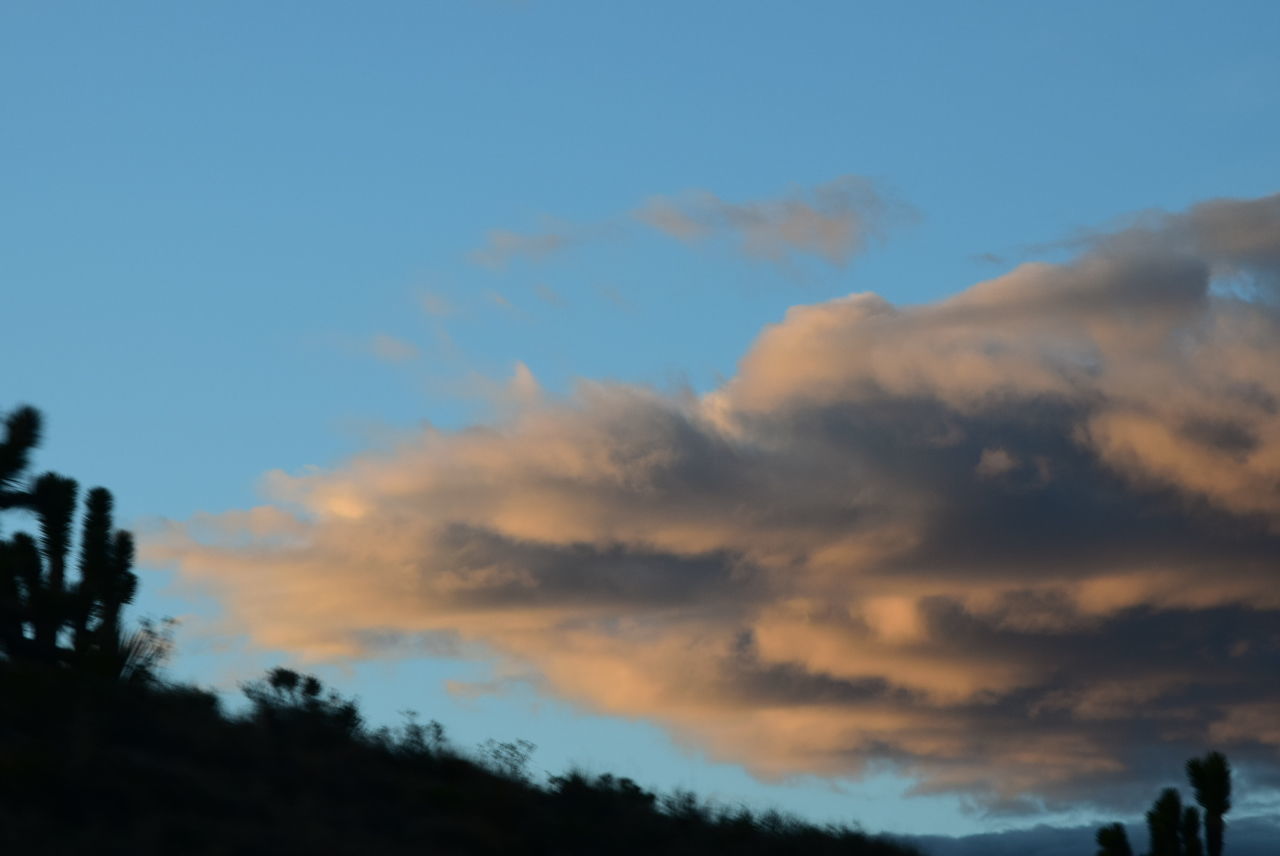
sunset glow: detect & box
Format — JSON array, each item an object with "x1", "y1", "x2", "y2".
[{"x1": 5, "y1": 2, "x2": 1279, "y2": 848}]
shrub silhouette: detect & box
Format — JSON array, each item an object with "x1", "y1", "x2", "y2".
[
  {"x1": 242, "y1": 666, "x2": 364, "y2": 748},
  {"x1": 479, "y1": 737, "x2": 537, "y2": 781}
]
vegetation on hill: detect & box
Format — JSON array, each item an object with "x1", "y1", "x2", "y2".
[
  {"x1": 1095, "y1": 754, "x2": 1233, "y2": 856},
  {"x1": 0, "y1": 405, "x2": 922, "y2": 855}
]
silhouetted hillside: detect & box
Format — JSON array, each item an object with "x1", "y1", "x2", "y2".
[
  {"x1": 0, "y1": 662, "x2": 923, "y2": 855},
  {"x1": 0, "y1": 404, "x2": 920, "y2": 854}
]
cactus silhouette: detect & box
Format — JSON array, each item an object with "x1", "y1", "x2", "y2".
[
  {"x1": 72, "y1": 488, "x2": 138, "y2": 654},
  {"x1": 1095, "y1": 822, "x2": 1133, "y2": 856},
  {"x1": 0, "y1": 533, "x2": 41, "y2": 658},
  {"x1": 0, "y1": 406, "x2": 45, "y2": 658},
  {"x1": 1096, "y1": 754, "x2": 1236, "y2": 856},
  {"x1": 0, "y1": 406, "x2": 41, "y2": 514},
  {"x1": 30, "y1": 472, "x2": 79, "y2": 659},
  {"x1": 1187, "y1": 752, "x2": 1231, "y2": 856},
  {"x1": 1182, "y1": 806, "x2": 1204, "y2": 856},
  {"x1": 1146, "y1": 788, "x2": 1182, "y2": 856},
  {"x1": 0, "y1": 406, "x2": 140, "y2": 673},
  {"x1": 73, "y1": 487, "x2": 114, "y2": 652}
]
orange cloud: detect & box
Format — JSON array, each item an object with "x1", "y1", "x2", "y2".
[{"x1": 146, "y1": 191, "x2": 1280, "y2": 813}]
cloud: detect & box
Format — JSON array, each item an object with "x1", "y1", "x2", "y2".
[
  {"x1": 506, "y1": 360, "x2": 541, "y2": 406},
  {"x1": 147, "y1": 192, "x2": 1280, "y2": 813},
  {"x1": 592, "y1": 282, "x2": 633, "y2": 312},
  {"x1": 369, "y1": 333, "x2": 419, "y2": 364},
  {"x1": 468, "y1": 176, "x2": 908, "y2": 270},
  {"x1": 485, "y1": 290, "x2": 517, "y2": 312},
  {"x1": 469, "y1": 226, "x2": 575, "y2": 269},
  {"x1": 445, "y1": 675, "x2": 528, "y2": 702},
  {"x1": 419, "y1": 292, "x2": 453, "y2": 318},
  {"x1": 533, "y1": 283, "x2": 564, "y2": 306},
  {"x1": 635, "y1": 175, "x2": 910, "y2": 265},
  {"x1": 975, "y1": 448, "x2": 1019, "y2": 478}
]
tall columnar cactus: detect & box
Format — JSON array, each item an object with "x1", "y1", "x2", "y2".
[
  {"x1": 72, "y1": 487, "x2": 141, "y2": 653},
  {"x1": 1, "y1": 406, "x2": 43, "y2": 657},
  {"x1": 97, "y1": 527, "x2": 138, "y2": 651},
  {"x1": 1182, "y1": 806, "x2": 1204, "y2": 856},
  {"x1": 30, "y1": 472, "x2": 78, "y2": 658},
  {"x1": 0, "y1": 406, "x2": 41, "y2": 514},
  {"x1": 1146, "y1": 788, "x2": 1183, "y2": 856},
  {"x1": 1095, "y1": 823, "x2": 1133, "y2": 856},
  {"x1": 73, "y1": 486, "x2": 113, "y2": 651},
  {"x1": 1187, "y1": 752, "x2": 1231, "y2": 856},
  {"x1": 0, "y1": 533, "x2": 41, "y2": 658}
]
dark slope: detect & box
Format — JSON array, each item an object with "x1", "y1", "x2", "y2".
[{"x1": 0, "y1": 664, "x2": 922, "y2": 856}]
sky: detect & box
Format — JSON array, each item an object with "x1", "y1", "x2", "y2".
[{"x1": 3, "y1": 0, "x2": 1280, "y2": 844}]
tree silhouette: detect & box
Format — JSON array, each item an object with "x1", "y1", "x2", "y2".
[
  {"x1": 0, "y1": 405, "x2": 140, "y2": 675},
  {"x1": 1096, "y1": 822, "x2": 1133, "y2": 856},
  {"x1": 1146, "y1": 787, "x2": 1183, "y2": 856},
  {"x1": 1182, "y1": 806, "x2": 1204, "y2": 856},
  {"x1": 1187, "y1": 752, "x2": 1231, "y2": 856}
]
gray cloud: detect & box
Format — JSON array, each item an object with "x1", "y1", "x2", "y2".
[
  {"x1": 469, "y1": 227, "x2": 575, "y2": 269},
  {"x1": 635, "y1": 175, "x2": 910, "y2": 265},
  {"x1": 533, "y1": 283, "x2": 564, "y2": 306},
  {"x1": 149, "y1": 192, "x2": 1280, "y2": 813},
  {"x1": 368, "y1": 333, "x2": 419, "y2": 364},
  {"x1": 467, "y1": 176, "x2": 908, "y2": 268}
]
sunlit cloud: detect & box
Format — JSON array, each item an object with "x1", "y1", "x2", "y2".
[{"x1": 148, "y1": 192, "x2": 1280, "y2": 813}]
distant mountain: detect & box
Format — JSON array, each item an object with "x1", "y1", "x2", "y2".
[{"x1": 907, "y1": 816, "x2": 1280, "y2": 856}]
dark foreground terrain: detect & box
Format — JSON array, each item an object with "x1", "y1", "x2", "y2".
[{"x1": 0, "y1": 662, "x2": 922, "y2": 856}]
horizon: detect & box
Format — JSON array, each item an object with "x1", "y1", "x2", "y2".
[{"x1": 4, "y1": 1, "x2": 1280, "y2": 845}]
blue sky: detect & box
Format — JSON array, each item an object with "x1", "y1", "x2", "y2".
[{"x1": 4, "y1": 0, "x2": 1280, "y2": 839}]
